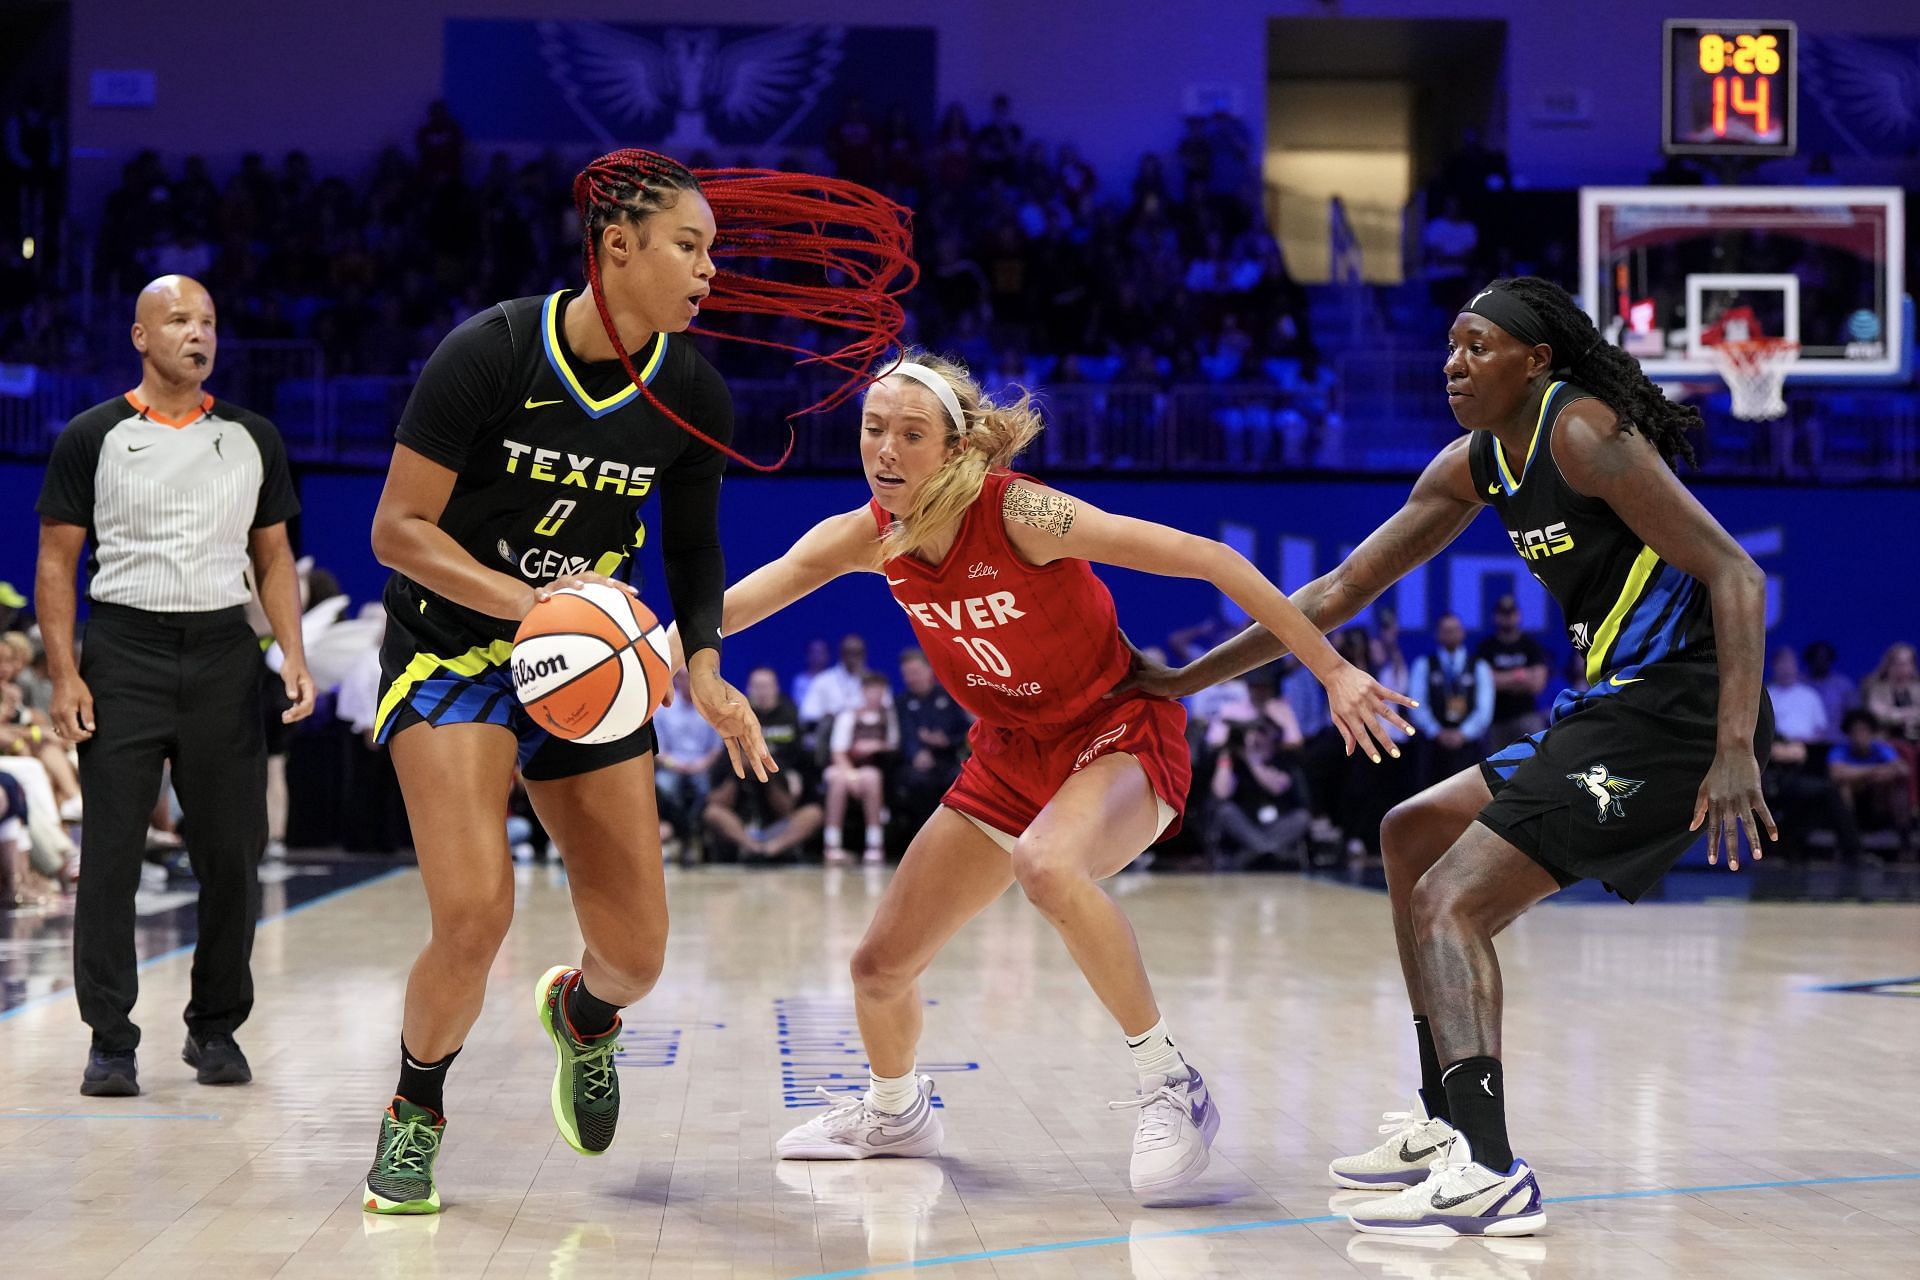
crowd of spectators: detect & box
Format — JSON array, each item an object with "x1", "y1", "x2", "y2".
[{"x1": 3, "y1": 97, "x2": 1337, "y2": 401}]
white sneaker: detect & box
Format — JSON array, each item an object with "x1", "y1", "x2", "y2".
[
  {"x1": 776, "y1": 1077, "x2": 944, "y2": 1160},
  {"x1": 1346, "y1": 1133, "x2": 1545, "y2": 1237},
  {"x1": 1329, "y1": 1099, "x2": 1457, "y2": 1189},
  {"x1": 1109, "y1": 1063, "x2": 1220, "y2": 1194}
]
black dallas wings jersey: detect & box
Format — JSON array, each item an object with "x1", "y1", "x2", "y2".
[
  {"x1": 1468, "y1": 381, "x2": 1715, "y2": 718},
  {"x1": 385, "y1": 289, "x2": 732, "y2": 657}
]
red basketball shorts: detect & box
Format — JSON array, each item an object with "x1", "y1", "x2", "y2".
[{"x1": 941, "y1": 695, "x2": 1191, "y2": 849}]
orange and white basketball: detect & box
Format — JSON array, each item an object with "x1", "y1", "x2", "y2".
[{"x1": 511, "y1": 583, "x2": 672, "y2": 743}]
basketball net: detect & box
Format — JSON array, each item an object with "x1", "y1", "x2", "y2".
[{"x1": 1707, "y1": 338, "x2": 1799, "y2": 421}]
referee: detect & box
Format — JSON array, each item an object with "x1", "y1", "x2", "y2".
[{"x1": 35, "y1": 274, "x2": 315, "y2": 1097}]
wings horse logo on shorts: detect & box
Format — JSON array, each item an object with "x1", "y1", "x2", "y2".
[
  {"x1": 1074, "y1": 723, "x2": 1129, "y2": 772},
  {"x1": 1568, "y1": 764, "x2": 1645, "y2": 823}
]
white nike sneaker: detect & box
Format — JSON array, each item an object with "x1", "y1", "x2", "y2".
[
  {"x1": 1109, "y1": 1063, "x2": 1221, "y2": 1194},
  {"x1": 776, "y1": 1077, "x2": 944, "y2": 1160},
  {"x1": 1329, "y1": 1099, "x2": 1457, "y2": 1189},
  {"x1": 1346, "y1": 1134, "x2": 1546, "y2": 1237}
]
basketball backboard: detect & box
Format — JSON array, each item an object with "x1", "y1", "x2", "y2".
[{"x1": 1579, "y1": 186, "x2": 1904, "y2": 380}]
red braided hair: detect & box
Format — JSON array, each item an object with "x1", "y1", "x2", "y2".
[{"x1": 573, "y1": 148, "x2": 916, "y2": 472}]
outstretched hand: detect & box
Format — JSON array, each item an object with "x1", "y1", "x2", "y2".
[
  {"x1": 687, "y1": 666, "x2": 777, "y2": 783},
  {"x1": 1690, "y1": 749, "x2": 1776, "y2": 871},
  {"x1": 1322, "y1": 663, "x2": 1419, "y2": 765}
]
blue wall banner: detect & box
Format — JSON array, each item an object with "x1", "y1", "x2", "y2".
[
  {"x1": 1, "y1": 465, "x2": 1912, "y2": 689},
  {"x1": 442, "y1": 20, "x2": 936, "y2": 152}
]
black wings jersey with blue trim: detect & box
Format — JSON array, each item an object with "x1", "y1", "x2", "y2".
[
  {"x1": 1468, "y1": 381, "x2": 1715, "y2": 716},
  {"x1": 385, "y1": 289, "x2": 731, "y2": 654}
]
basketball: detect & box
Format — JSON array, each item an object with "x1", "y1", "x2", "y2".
[{"x1": 511, "y1": 583, "x2": 673, "y2": 743}]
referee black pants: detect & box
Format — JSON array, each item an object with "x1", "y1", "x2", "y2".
[{"x1": 75, "y1": 603, "x2": 267, "y2": 1052}]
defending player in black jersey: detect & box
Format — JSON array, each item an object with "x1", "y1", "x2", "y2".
[
  {"x1": 360, "y1": 150, "x2": 774, "y2": 1215},
  {"x1": 1132, "y1": 277, "x2": 1775, "y2": 1236}
]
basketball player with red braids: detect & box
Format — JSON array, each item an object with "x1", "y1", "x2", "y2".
[
  {"x1": 359, "y1": 150, "x2": 779, "y2": 1214},
  {"x1": 684, "y1": 351, "x2": 1416, "y2": 1195}
]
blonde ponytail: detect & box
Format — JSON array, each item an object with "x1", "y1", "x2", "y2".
[{"x1": 875, "y1": 349, "x2": 1044, "y2": 564}]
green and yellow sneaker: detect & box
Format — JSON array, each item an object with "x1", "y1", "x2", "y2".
[
  {"x1": 363, "y1": 1099, "x2": 444, "y2": 1214},
  {"x1": 535, "y1": 965, "x2": 623, "y2": 1156}
]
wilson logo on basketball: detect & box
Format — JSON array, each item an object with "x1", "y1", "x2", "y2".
[{"x1": 512, "y1": 654, "x2": 570, "y2": 689}]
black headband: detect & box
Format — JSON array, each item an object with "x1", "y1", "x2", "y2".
[{"x1": 1463, "y1": 285, "x2": 1553, "y2": 351}]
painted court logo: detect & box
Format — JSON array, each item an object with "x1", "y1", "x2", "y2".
[{"x1": 1568, "y1": 763, "x2": 1644, "y2": 822}]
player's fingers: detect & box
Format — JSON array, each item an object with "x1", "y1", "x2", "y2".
[
  {"x1": 1740, "y1": 810, "x2": 1763, "y2": 866},
  {"x1": 740, "y1": 720, "x2": 772, "y2": 783},
  {"x1": 1335, "y1": 721, "x2": 1356, "y2": 757},
  {"x1": 1386, "y1": 690, "x2": 1421, "y2": 710},
  {"x1": 1344, "y1": 714, "x2": 1383, "y2": 765},
  {"x1": 1378, "y1": 702, "x2": 1418, "y2": 737},
  {"x1": 1754, "y1": 793, "x2": 1780, "y2": 841},
  {"x1": 1689, "y1": 786, "x2": 1709, "y2": 833},
  {"x1": 723, "y1": 735, "x2": 746, "y2": 780}
]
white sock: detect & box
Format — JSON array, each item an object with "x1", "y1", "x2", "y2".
[
  {"x1": 1126, "y1": 1019, "x2": 1184, "y2": 1082},
  {"x1": 825, "y1": 825, "x2": 842, "y2": 848},
  {"x1": 866, "y1": 1069, "x2": 920, "y2": 1115},
  {"x1": 864, "y1": 824, "x2": 884, "y2": 850}
]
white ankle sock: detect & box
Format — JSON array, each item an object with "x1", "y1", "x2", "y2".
[
  {"x1": 825, "y1": 825, "x2": 842, "y2": 848},
  {"x1": 864, "y1": 825, "x2": 884, "y2": 850},
  {"x1": 1126, "y1": 1019, "x2": 1184, "y2": 1081},
  {"x1": 866, "y1": 1069, "x2": 920, "y2": 1114}
]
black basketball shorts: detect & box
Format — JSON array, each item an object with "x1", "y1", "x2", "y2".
[{"x1": 1477, "y1": 662, "x2": 1775, "y2": 902}]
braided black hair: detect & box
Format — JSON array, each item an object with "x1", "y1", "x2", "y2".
[
  {"x1": 1493, "y1": 275, "x2": 1700, "y2": 469},
  {"x1": 573, "y1": 149, "x2": 703, "y2": 262}
]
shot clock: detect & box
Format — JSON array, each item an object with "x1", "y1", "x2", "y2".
[{"x1": 1662, "y1": 19, "x2": 1797, "y2": 156}]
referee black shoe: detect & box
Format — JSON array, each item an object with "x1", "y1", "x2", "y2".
[
  {"x1": 80, "y1": 1049, "x2": 140, "y2": 1097},
  {"x1": 183, "y1": 1031, "x2": 252, "y2": 1085}
]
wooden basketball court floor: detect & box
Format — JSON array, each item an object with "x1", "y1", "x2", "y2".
[{"x1": 2, "y1": 863, "x2": 1916, "y2": 1279}]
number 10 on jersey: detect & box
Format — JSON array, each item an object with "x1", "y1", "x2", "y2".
[{"x1": 952, "y1": 635, "x2": 1012, "y2": 677}]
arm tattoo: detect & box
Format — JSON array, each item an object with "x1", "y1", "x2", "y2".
[{"x1": 1002, "y1": 484, "x2": 1076, "y2": 539}]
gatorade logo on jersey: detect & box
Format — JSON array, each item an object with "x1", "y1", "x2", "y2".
[
  {"x1": 897, "y1": 591, "x2": 1027, "y2": 632},
  {"x1": 500, "y1": 439, "x2": 658, "y2": 497}
]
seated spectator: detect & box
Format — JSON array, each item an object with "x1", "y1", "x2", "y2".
[
  {"x1": 1863, "y1": 642, "x2": 1920, "y2": 816},
  {"x1": 746, "y1": 666, "x2": 805, "y2": 776},
  {"x1": 3, "y1": 633, "x2": 49, "y2": 714},
  {"x1": 799, "y1": 633, "x2": 883, "y2": 756},
  {"x1": 0, "y1": 770, "x2": 32, "y2": 908},
  {"x1": 790, "y1": 638, "x2": 832, "y2": 715},
  {"x1": 653, "y1": 669, "x2": 724, "y2": 856},
  {"x1": 1475, "y1": 594, "x2": 1549, "y2": 745},
  {"x1": 824, "y1": 673, "x2": 898, "y2": 865},
  {"x1": 1767, "y1": 647, "x2": 1829, "y2": 746},
  {"x1": 1408, "y1": 613, "x2": 1495, "y2": 786},
  {"x1": 1829, "y1": 710, "x2": 1911, "y2": 846},
  {"x1": 1765, "y1": 648, "x2": 1858, "y2": 862},
  {"x1": 702, "y1": 756, "x2": 824, "y2": 865},
  {"x1": 1801, "y1": 641, "x2": 1856, "y2": 744},
  {"x1": 1205, "y1": 720, "x2": 1311, "y2": 869},
  {"x1": 891, "y1": 649, "x2": 970, "y2": 835}
]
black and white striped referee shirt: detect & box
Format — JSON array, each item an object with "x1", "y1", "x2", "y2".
[{"x1": 36, "y1": 392, "x2": 300, "y2": 613}]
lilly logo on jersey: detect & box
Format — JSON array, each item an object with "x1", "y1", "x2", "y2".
[
  {"x1": 501, "y1": 440, "x2": 657, "y2": 497},
  {"x1": 1507, "y1": 521, "x2": 1575, "y2": 561},
  {"x1": 897, "y1": 591, "x2": 1026, "y2": 631},
  {"x1": 967, "y1": 561, "x2": 999, "y2": 580}
]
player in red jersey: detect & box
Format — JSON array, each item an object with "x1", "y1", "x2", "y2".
[{"x1": 676, "y1": 350, "x2": 1415, "y2": 1194}]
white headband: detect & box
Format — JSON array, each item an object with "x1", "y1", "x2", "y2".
[{"x1": 883, "y1": 361, "x2": 968, "y2": 436}]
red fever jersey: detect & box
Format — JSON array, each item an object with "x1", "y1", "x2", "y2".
[{"x1": 868, "y1": 470, "x2": 1132, "y2": 731}]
